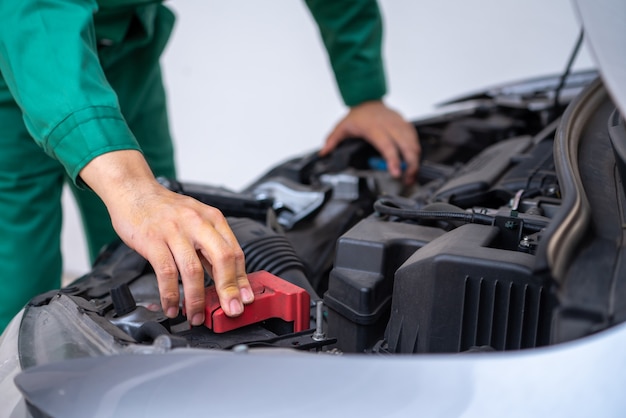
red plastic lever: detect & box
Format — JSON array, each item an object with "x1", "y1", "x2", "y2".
[{"x1": 203, "y1": 270, "x2": 310, "y2": 333}]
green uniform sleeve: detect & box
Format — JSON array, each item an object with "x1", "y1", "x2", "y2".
[
  {"x1": 0, "y1": 0, "x2": 141, "y2": 185},
  {"x1": 304, "y1": 0, "x2": 387, "y2": 107}
]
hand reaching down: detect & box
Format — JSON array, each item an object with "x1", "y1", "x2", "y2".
[
  {"x1": 320, "y1": 100, "x2": 421, "y2": 184},
  {"x1": 80, "y1": 150, "x2": 254, "y2": 326}
]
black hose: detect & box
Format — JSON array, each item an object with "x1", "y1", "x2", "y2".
[
  {"x1": 228, "y1": 217, "x2": 320, "y2": 301},
  {"x1": 136, "y1": 321, "x2": 188, "y2": 347},
  {"x1": 136, "y1": 321, "x2": 170, "y2": 341},
  {"x1": 374, "y1": 198, "x2": 494, "y2": 225},
  {"x1": 373, "y1": 198, "x2": 544, "y2": 233}
]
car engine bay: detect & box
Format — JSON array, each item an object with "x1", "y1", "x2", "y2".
[{"x1": 16, "y1": 68, "x2": 626, "y2": 368}]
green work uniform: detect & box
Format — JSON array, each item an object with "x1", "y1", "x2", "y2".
[{"x1": 0, "y1": 0, "x2": 387, "y2": 331}]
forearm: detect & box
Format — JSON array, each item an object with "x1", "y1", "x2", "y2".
[
  {"x1": 80, "y1": 150, "x2": 158, "y2": 207},
  {"x1": 0, "y1": 0, "x2": 139, "y2": 184},
  {"x1": 304, "y1": 0, "x2": 387, "y2": 106},
  {"x1": 307, "y1": 1, "x2": 420, "y2": 182}
]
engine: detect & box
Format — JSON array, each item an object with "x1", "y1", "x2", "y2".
[{"x1": 22, "y1": 69, "x2": 619, "y2": 360}]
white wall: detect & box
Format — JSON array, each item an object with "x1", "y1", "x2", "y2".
[{"x1": 61, "y1": 0, "x2": 594, "y2": 277}]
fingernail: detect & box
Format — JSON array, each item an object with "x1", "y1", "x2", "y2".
[
  {"x1": 229, "y1": 299, "x2": 243, "y2": 316},
  {"x1": 191, "y1": 313, "x2": 205, "y2": 326},
  {"x1": 240, "y1": 287, "x2": 254, "y2": 304},
  {"x1": 166, "y1": 307, "x2": 178, "y2": 318}
]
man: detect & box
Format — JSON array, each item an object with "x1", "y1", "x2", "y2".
[{"x1": 0, "y1": 0, "x2": 419, "y2": 331}]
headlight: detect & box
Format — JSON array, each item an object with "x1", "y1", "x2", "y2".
[
  {"x1": 0, "y1": 309, "x2": 28, "y2": 417},
  {"x1": 17, "y1": 294, "x2": 126, "y2": 370}
]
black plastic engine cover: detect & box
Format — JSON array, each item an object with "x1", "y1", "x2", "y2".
[
  {"x1": 385, "y1": 224, "x2": 553, "y2": 354},
  {"x1": 433, "y1": 136, "x2": 532, "y2": 207},
  {"x1": 324, "y1": 217, "x2": 444, "y2": 353}
]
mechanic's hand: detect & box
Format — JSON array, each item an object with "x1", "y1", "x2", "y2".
[
  {"x1": 80, "y1": 150, "x2": 254, "y2": 326},
  {"x1": 320, "y1": 100, "x2": 420, "y2": 184}
]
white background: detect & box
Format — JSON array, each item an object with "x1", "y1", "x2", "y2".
[{"x1": 61, "y1": 0, "x2": 594, "y2": 277}]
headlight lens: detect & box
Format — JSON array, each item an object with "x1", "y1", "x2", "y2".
[
  {"x1": 18, "y1": 294, "x2": 125, "y2": 370},
  {"x1": 0, "y1": 309, "x2": 27, "y2": 416}
]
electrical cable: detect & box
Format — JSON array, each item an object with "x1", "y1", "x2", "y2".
[
  {"x1": 374, "y1": 198, "x2": 494, "y2": 225},
  {"x1": 373, "y1": 198, "x2": 545, "y2": 232}
]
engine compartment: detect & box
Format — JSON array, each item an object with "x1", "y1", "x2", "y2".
[{"x1": 19, "y1": 69, "x2": 626, "y2": 364}]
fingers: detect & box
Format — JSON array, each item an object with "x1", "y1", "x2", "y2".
[
  {"x1": 388, "y1": 121, "x2": 421, "y2": 185},
  {"x1": 139, "y1": 224, "x2": 212, "y2": 326},
  {"x1": 169, "y1": 236, "x2": 206, "y2": 326},
  {"x1": 197, "y1": 208, "x2": 253, "y2": 313},
  {"x1": 126, "y1": 202, "x2": 250, "y2": 322},
  {"x1": 197, "y1": 243, "x2": 244, "y2": 318},
  {"x1": 146, "y1": 242, "x2": 181, "y2": 320},
  {"x1": 368, "y1": 128, "x2": 403, "y2": 178},
  {"x1": 150, "y1": 206, "x2": 250, "y2": 323}
]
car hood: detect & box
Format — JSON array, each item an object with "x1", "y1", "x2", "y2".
[
  {"x1": 573, "y1": 0, "x2": 626, "y2": 117},
  {"x1": 14, "y1": 320, "x2": 626, "y2": 417}
]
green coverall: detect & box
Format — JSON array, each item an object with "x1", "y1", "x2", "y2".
[{"x1": 0, "y1": 0, "x2": 387, "y2": 331}]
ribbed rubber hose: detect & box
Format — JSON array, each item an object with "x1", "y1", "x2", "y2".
[{"x1": 228, "y1": 217, "x2": 320, "y2": 301}]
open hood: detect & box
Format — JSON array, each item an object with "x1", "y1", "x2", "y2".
[{"x1": 573, "y1": 0, "x2": 626, "y2": 117}]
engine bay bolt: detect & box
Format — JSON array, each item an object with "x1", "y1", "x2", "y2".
[{"x1": 312, "y1": 301, "x2": 326, "y2": 341}]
